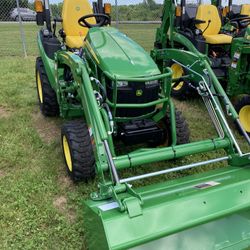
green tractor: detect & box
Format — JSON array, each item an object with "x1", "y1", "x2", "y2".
[
  {"x1": 35, "y1": 0, "x2": 250, "y2": 249},
  {"x1": 219, "y1": 0, "x2": 250, "y2": 37},
  {"x1": 153, "y1": 0, "x2": 250, "y2": 134}
]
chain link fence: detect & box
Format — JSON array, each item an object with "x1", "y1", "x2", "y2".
[
  {"x1": 0, "y1": 0, "x2": 37, "y2": 57},
  {"x1": 0, "y1": 0, "x2": 246, "y2": 57},
  {"x1": 0, "y1": 0, "x2": 164, "y2": 57},
  {"x1": 0, "y1": 0, "x2": 35, "y2": 22}
]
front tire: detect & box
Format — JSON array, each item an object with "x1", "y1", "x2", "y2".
[
  {"x1": 36, "y1": 57, "x2": 59, "y2": 117},
  {"x1": 167, "y1": 109, "x2": 190, "y2": 145},
  {"x1": 159, "y1": 109, "x2": 190, "y2": 146},
  {"x1": 61, "y1": 120, "x2": 95, "y2": 182}
]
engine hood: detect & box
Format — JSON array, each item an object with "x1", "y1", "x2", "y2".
[{"x1": 85, "y1": 27, "x2": 160, "y2": 79}]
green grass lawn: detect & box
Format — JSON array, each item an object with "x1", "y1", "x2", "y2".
[{"x1": 0, "y1": 23, "x2": 249, "y2": 249}]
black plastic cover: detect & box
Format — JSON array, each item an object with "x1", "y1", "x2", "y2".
[
  {"x1": 40, "y1": 31, "x2": 61, "y2": 59},
  {"x1": 118, "y1": 119, "x2": 165, "y2": 145}
]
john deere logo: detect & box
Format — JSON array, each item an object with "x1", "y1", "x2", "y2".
[{"x1": 136, "y1": 90, "x2": 143, "y2": 96}]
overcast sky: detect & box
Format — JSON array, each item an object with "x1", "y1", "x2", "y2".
[{"x1": 48, "y1": 0, "x2": 248, "y2": 5}]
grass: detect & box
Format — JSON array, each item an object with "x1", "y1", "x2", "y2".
[{"x1": 0, "y1": 23, "x2": 248, "y2": 249}]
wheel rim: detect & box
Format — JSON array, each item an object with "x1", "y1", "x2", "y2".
[
  {"x1": 171, "y1": 63, "x2": 184, "y2": 91},
  {"x1": 37, "y1": 71, "x2": 43, "y2": 103},
  {"x1": 63, "y1": 136, "x2": 73, "y2": 172},
  {"x1": 239, "y1": 105, "x2": 250, "y2": 133}
]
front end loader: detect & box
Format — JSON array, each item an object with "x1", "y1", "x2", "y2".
[{"x1": 35, "y1": 0, "x2": 250, "y2": 249}]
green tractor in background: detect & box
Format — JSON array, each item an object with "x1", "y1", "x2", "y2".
[
  {"x1": 153, "y1": 0, "x2": 250, "y2": 134},
  {"x1": 219, "y1": 0, "x2": 250, "y2": 37},
  {"x1": 34, "y1": 0, "x2": 250, "y2": 249}
]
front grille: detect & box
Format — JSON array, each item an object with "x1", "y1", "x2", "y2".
[{"x1": 107, "y1": 81, "x2": 159, "y2": 117}]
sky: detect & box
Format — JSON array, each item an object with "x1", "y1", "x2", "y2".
[{"x1": 48, "y1": 0, "x2": 248, "y2": 5}]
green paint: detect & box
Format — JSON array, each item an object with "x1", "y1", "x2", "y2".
[
  {"x1": 83, "y1": 165, "x2": 250, "y2": 249},
  {"x1": 86, "y1": 27, "x2": 161, "y2": 79}
]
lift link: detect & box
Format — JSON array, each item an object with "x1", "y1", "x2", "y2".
[{"x1": 95, "y1": 140, "x2": 143, "y2": 217}]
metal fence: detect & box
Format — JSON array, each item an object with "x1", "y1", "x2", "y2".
[
  {"x1": 0, "y1": 0, "x2": 35, "y2": 22},
  {"x1": 0, "y1": 0, "x2": 36, "y2": 57}
]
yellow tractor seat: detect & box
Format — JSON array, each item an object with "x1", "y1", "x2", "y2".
[
  {"x1": 196, "y1": 4, "x2": 232, "y2": 45},
  {"x1": 62, "y1": 0, "x2": 96, "y2": 49},
  {"x1": 241, "y1": 4, "x2": 250, "y2": 16},
  {"x1": 204, "y1": 34, "x2": 232, "y2": 44}
]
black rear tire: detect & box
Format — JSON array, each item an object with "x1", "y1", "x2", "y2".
[
  {"x1": 170, "y1": 63, "x2": 195, "y2": 100},
  {"x1": 61, "y1": 120, "x2": 95, "y2": 182},
  {"x1": 36, "y1": 57, "x2": 59, "y2": 117},
  {"x1": 171, "y1": 81, "x2": 192, "y2": 100}
]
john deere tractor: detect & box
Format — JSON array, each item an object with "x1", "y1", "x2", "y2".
[
  {"x1": 153, "y1": 0, "x2": 250, "y2": 135},
  {"x1": 34, "y1": 0, "x2": 250, "y2": 249},
  {"x1": 35, "y1": 0, "x2": 189, "y2": 180},
  {"x1": 219, "y1": 0, "x2": 250, "y2": 37}
]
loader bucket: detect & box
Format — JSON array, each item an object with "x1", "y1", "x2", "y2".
[{"x1": 83, "y1": 165, "x2": 250, "y2": 250}]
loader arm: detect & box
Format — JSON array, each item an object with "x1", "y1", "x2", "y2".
[
  {"x1": 155, "y1": 0, "x2": 175, "y2": 49},
  {"x1": 82, "y1": 45, "x2": 250, "y2": 249}
]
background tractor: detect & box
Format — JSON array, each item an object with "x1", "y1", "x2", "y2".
[
  {"x1": 34, "y1": 0, "x2": 250, "y2": 249},
  {"x1": 153, "y1": 0, "x2": 250, "y2": 135},
  {"x1": 219, "y1": 0, "x2": 250, "y2": 35}
]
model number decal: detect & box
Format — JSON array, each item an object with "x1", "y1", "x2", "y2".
[{"x1": 194, "y1": 181, "x2": 221, "y2": 189}]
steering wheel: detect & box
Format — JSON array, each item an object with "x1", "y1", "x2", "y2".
[
  {"x1": 239, "y1": 18, "x2": 250, "y2": 29},
  {"x1": 78, "y1": 14, "x2": 110, "y2": 28},
  {"x1": 229, "y1": 17, "x2": 250, "y2": 29}
]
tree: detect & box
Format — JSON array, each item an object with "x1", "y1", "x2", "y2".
[
  {"x1": 144, "y1": 0, "x2": 158, "y2": 10},
  {"x1": 50, "y1": 3, "x2": 63, "y2": 18}
]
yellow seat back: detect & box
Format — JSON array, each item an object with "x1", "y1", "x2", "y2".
[
  {"x1": 196, "y1": 4, "x2": 222, "y2": 36},
  {"x1": 241, "y1": 4, "x2": 250, "y2": 16},
  {"x1": 62, "y1": 0, "x2": 95, "y2": 48}
]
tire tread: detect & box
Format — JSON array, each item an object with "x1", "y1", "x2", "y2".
[
  {"x1": 61, "y1": 120, "x2": 95, "y2": 182},
  {"x1": 36, "y1": 57, "x2": 59, "y2": 117}
]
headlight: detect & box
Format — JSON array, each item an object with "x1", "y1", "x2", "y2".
[
  {"x1": 145, "y1": 80, "x2": 158, "y2": 85},
  {"x1": 117, "y1": 81, "x2": 128, "y2": 87}
]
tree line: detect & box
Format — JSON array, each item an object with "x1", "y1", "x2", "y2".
[
  {"x1": 116, "y1": 1, "x2": 163, "y2": 21},
  {"x1": 0, "y1": 0, "x2": 162, "y2": 21},
  {"x1": 50, "y1": 0, "x2": 163, "y2": 21}
]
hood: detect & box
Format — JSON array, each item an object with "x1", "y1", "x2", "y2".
[{"x1": 85, "y1": 27, "x2": 160, "y2": 79}]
